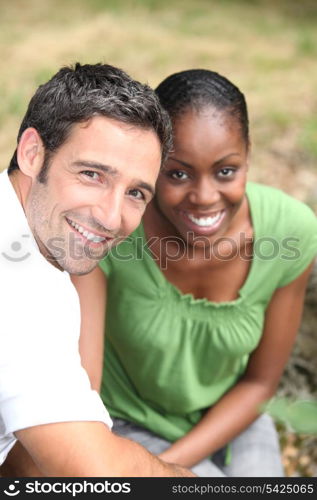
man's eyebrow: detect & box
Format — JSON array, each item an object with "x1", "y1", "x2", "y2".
[
  {"x1": 72, "y1": 160, "x2": 119, "y2": 176},
  {"x1": 72, "y1": 160, "x2": 154, "y2": 197},
  {"x1": 136, "y1": 181, "x2": 155, "y2": 197}
]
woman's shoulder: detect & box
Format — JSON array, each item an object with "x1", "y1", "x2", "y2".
[
  {"x1": 247, "y1": 181, "x2": 312, "y2": 210},
  {"x1": 247, "y1": 181, "x2": 317, "y2": 235},
  {"x1": 246, "y1": 182, "x2": 317, "y2": 288}
]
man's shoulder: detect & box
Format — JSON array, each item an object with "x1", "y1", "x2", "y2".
[
  {"x1": 0, "y1": 169, "x2": 38, "y2": 276},
  {"x1": 0, "y1": 169, "x2": 22, "y2": 224},
  {"x1": 0, "y1": 169, "x2": 11, "y2": 206}
]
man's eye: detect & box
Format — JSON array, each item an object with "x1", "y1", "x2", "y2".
[
  {"x1": 128, "y1": 189, "x2": 145, "y2": 200},
  {"x1": 218, "y1": 168, "x2": 236, "y2": 178},
  {"x1": 82, "y1": 171, "x2": 100, "y2": 180},
  {"x1": 169, "y1": 170, "x2": 189, "y2": 180}
]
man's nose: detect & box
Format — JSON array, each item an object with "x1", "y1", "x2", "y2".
[
  {"x1": 188, "y1": 178, "x2": 221, "y2": 206},
  {"x1": 92, "y1": 188, "x2": 124, "y2": 233}
]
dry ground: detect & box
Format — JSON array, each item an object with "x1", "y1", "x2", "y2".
[{"x1": 0, "y1": 0, "x2": 316, "y2": 476}]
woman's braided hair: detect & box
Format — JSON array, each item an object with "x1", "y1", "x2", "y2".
[{"x1": 155, "y1": 69, "x2": 249, "y2": 146}]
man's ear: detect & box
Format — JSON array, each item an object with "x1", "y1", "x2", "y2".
[{"x1": 17, "y1": 128, "x2": 45, "y2": 179}]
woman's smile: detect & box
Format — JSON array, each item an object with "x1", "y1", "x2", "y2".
[{"x1": 177, "y1": 209, "x2": 226, "y2": 236}]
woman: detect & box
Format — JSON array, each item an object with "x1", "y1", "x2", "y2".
[{"x1": 99, "y1": 70, "x2": 317, "y2": 476}]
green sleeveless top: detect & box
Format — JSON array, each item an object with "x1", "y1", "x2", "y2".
[{"x1": 99, "y1": 182, "x2": 317, "y2": 442}]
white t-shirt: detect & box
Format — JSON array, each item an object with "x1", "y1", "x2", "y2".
[{"x1": 0, "y1": 170, "x2": 112, "y2": 465}]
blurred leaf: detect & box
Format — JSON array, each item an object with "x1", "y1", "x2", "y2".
[{"x1": 264, "y1": 398, "x2": 317, "y2": 434}]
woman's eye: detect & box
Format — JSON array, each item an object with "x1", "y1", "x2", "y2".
[
  {"x1": 82, "y1": 171, "x2": 100, "y2": 181},
  {"x1": 128, "y1": 189, "x2": 145, "y2": 200},
  {"x1": 169, "y1": 170, "x2": 189, "y2": 180},
  {"x1": 218, "y1": 167, "x2": 236, "y2": 178}
]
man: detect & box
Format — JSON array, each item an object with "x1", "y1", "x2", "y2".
[{"x1": 0, "y1": 63, "x2": 194, "y2": 477}]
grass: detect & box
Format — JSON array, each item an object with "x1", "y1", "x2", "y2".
[
  {"x1": 1, "y1": 0, "x2": 317, "y2": 172},
  {"x1": 301, "y1": 118, "x2": 317, "y2": 159}
]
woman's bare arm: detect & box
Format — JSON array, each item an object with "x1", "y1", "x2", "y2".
[
  {"x1": 71, "y1": 267, "x2": 106, "y2": 391},
  {"x1": 159, "y1": 261, "x2": 315, "y2": 467}
]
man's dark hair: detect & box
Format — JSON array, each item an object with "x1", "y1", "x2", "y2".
[
  {"x1": 8, "y1": 62, "x2": 172, "y2": 180},
  {"x1": 155, "y1": 68, "x2": 249, "y2": 147}
]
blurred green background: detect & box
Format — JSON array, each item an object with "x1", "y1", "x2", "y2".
[{"x1": 1, "y1": 0, "x2": 316, "y2": 476}]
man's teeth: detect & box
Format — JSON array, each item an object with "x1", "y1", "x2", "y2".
[
  {"x1": 69, "y1": 220, "x2": 106, "y2": 243},
  {"x1": 187, "y1": 212, "x2": 222, "y2": 227}
]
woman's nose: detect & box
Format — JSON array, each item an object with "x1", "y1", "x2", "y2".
[{"x1": 188, "y1": 178, "x2": 220, "y2": 206}]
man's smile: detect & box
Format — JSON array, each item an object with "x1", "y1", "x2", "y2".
[{"x1": 66, "y1": 217, "x2": 112, "y2": 244}]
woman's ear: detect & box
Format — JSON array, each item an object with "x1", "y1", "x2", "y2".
[
  {"x1": 17, "y1": 128, "x2": 45, "y2": 179},
  {"x1": 246, "y1": 140, "x2": 251, "y2": 171}
]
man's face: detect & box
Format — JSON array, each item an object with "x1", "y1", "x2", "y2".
[{"x1": 25, "y1": 116, "x2": 161, "y2": 274}]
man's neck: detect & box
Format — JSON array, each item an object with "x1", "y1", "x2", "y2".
[{"x1": 7, "y1": 170, "x2": 63, "y2": 272}]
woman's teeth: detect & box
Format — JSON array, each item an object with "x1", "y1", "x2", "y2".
[
  {"x1": 187, "y1": 212, "x2": 222, "y2": 227},
  {"x1": 69, "y1": 220, "x2": 106, "y2": 243}
]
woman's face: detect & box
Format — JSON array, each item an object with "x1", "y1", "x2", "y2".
[{"x1": 154, "y1": 106, "x2": 249, "y2": 246}]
